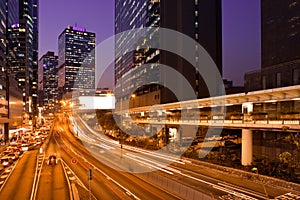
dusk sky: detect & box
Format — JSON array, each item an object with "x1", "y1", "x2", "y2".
[{"x1": 39, "y1": 0, "x2": 261, "y2": 88}]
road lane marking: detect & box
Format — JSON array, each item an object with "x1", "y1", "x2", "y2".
[{"x1": 30, "y1": 153, "x2": 45, "y2": 200}]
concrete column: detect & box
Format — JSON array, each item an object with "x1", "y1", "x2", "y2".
[{"x1": 241, "y1": 129, "x2": 253, "y2": 166}]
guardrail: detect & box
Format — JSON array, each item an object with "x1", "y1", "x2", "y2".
[
  {"x1": 133, "y1": 118, "x2": 300, "y2": 130},
  {"x1": 30, "y1": 152, "x2": 45, "y2": 200},
  {"x1": 61, "y1": 159, "x2": 93, "y2": 200}
]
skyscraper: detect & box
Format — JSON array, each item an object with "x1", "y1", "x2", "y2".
[
  {"x1": 245, "y1": 0, "x2": 300, "y2": 91},
  {"x1": 261, "y1": 0, "x2": 300, "y2": 68},
  {"x1": 58, "y1": 26, "x2": 96, "y2": 98},
  {"x1": 6, "y1": 0, "x2": 19, "y2": 27},
  {"x1": 0, "y1": 1, "x2": 7, "y2": 76},
  {"x1": 0, "y1": 0, "x2": 9, "y2": 142},
  {"x1": 0, "y1": 0, "x2": 21, "y2": 142},
  {"x1": 115, "y1": 0, "x2": 222, "y2": 108},
  {"x1": 0, "y1": 0, "x2": 18, "y2": 76},
  {"x1": 7, "y1": 0, "x2": 39, "y2": 116},
  {"x1": 38, "y1": 51, "x2": 58, "y2": 110},
  {"x1": 32, "y1": 0, "x2": 39, "y2": 115}
]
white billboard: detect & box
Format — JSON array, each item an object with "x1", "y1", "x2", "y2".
[{"x1": 78, "y1": 95, "x2": 115, "y2": 110}]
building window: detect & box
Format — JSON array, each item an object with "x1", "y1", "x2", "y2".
[
  {"x1": 276, "y1": 72, "x2": 281, "y2": 87},
  {"x1": 293, "y1": 69, "x2": 299, "y2": 85}
]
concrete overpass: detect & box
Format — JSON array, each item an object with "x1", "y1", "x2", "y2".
[{"x1": 116, "y1": 85, "x2": 300, "y2": 166}]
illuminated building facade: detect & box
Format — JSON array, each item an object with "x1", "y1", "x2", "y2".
[
  {"x1": 6, "y1": 0, "x2": 39, "y2": 115},
  {"x1": 38, "y1": 51, "x2": 58, "y2": 109},
  {"x1": 58, "y1": 26, "x2": 96, "y2": 97},
  {"x1": 115, "y1": 0, "x2": 222, "y2": 109},
  {"x1": 0, "y1": 0, "x2": 22, "y2": 141}
]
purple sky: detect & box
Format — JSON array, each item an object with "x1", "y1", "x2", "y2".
[{"x1": 39, "y1": 0, "x2": 261, "y2": 88}]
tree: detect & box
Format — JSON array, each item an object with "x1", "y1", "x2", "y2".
[{"x1": 284, "y1": 133, "x2": 300, "y2": 151}]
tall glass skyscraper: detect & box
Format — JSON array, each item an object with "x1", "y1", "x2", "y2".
[
  {"x1": 0, "y1": 0, "x2": 18, "y2": 75},
  {"x1": 0, "y1": 0, "x2": 20, "y2": 142},
  {"x1": 32, "y1": 0, "x2": 39, "y2": 112},
  {"x1": 115, "y1": 0, "x2": 222, "y2": 108},
  {"x1": 6, "y1": 0, "x2": 39, "y2": 116},
  {"x1": 7, "y1": 0, "x2": 19, "y2": 27},
  {"x1": 0, "y1": 1, "x2": 7, "y2": 75},
  {"x1": 58, "y1": 26, "x2": 96, "y2": 97},
  {"x1": 38, "y1": 51, "x2": 58, "y2": 110}
]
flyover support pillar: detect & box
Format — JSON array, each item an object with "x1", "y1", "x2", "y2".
[{"x1": 241, "y1": 129, "x2": 253, "y2": 166}]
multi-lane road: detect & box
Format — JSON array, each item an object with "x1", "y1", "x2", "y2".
[{"x1": 0, "y1": 114, "x2": 299, "y2": 200}]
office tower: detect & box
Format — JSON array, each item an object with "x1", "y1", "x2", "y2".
[
  {"x1": 38, "y1": 51, "x2": 58, "y2": 111},
  {"x1": 0, "y1": 1, "x2": 7, "y2": 76},
  {"x1": 0, "y1": 1, "x2": 9, "y2": 137},
  {"x1": 0, "y1": 0, "x2": 21, "y2": 141},
  {"x1": 115, "y1": 0, "x2": 148, "y2": 83},
  {"x1": 115, "y1": 0, "x2": 222, "y2": 108},
  {"x1": 58, "y1": 26, "x2": 96, "y2": 98},
  {"x1": 245, "y1": 0, "x2": 300, "y2": 91},
  {"x1": 20, "y1": 0, "x2": 39, "y2": 115},
  {"x1": 32, "y1": 0, "x2": 39, "y2": 115},
  {"x1": 0, "y1": 0, "x2": 18, "y2": 77},
  {"x1": 6, "y1": 0, "x2": 19, "y2": 27},
  {"x1": 261, "y1": 0, "x2": 300, "y2": 68},
  {"x1": 6, "y1": 0, "x2": 39, "y2": 116},
  {"x1": 6, "y1": 0, "x2": 19, "y2": 74}
]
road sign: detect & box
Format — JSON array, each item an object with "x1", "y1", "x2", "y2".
[{"x1": 71, "y1": 157, "x2": 78, "y2": 164}]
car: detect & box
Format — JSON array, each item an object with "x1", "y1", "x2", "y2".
[
  {"x1": 14, "y1": 149, "x2": 23, "y2": 156},
  {"x1": 21, "y1": 143, "x2": 30, "y2": 151},
  {"x1": 7, "y1": 153, "x2": 19, "y2": 161},
  {"x1": 47, "y1": 154, "x2": 57, "y2": 165},
  {"x1": 2, "y1": 150, "x2": 12, "y2": 155},
  {"x1": 5, "y1": 146, "x2": 16, "y2": 152},
  {"x1": 1, "y1": 156, "x2": 13, "y2": 167},
  {"x1": 36, "y1": 140, "x2": 42, "y2": 146},
  {"x1": 21, "y1": 143, "x2": 35, "y2": 151}
]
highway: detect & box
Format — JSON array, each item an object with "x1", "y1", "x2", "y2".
[
  {"x1": 0, "y1": 113, "x2": 299, "y2": 200},
  {"x1": 35, "y1": 129, "x2": 69, "y2": 200},
  {"x1": 53, "y1": 115, "x2": 183, "y2": 200},
  {"x1": 70, "y1": 113, "x2": 300, "y2": 199},
  {"x1": 0, "y1": 150, "x2": 36, "y2": 200}
]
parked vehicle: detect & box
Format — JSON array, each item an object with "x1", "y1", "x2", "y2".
[
  {"x1": 21, "y1": 143, "x2": 35, "y2": 151},
  {"x1": 14, "y1": 149, "x2": 23, "y2": 156},
  {"x1": 7, "y1": 153, "x2": 19, "y2": 161},
  {"x1": 1, "y1": 156, "x2": 13, "y2": 167}
]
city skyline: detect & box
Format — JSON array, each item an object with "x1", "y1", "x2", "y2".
[
  {"x1": 1, "y1": 1, "x2": 300, "y2": 198},
  {"x1": 39, "y1": 0, "x2": 261, "y2": 87}
]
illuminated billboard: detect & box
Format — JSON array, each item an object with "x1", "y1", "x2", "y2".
[{"x1": 77, "y1": 95, "x2": 115, "y2": 110}]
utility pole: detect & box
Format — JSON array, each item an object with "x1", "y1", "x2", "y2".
[{"x1": 88, "y1": 169, "x2": 92, "y2": 200}]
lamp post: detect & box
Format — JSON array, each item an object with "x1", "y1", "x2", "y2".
[
  {"x1": 131, "y1": 94, "x2": 136, "y2": 108},
  {"x1": 251, "y1": 167, "x2": 268, "y2": 198}
]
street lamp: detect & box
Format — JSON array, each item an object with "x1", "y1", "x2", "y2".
[
  {"x1": 251, "y1": 167, "x2": 268, "y2": 197},
  {"x1": 131, "y1": 94, "x2": 136, "y2": 108}
]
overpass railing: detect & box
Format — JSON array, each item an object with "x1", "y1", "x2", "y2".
[{"x1": 132, "y1": 118, "x2": 300, "y2": 130}]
